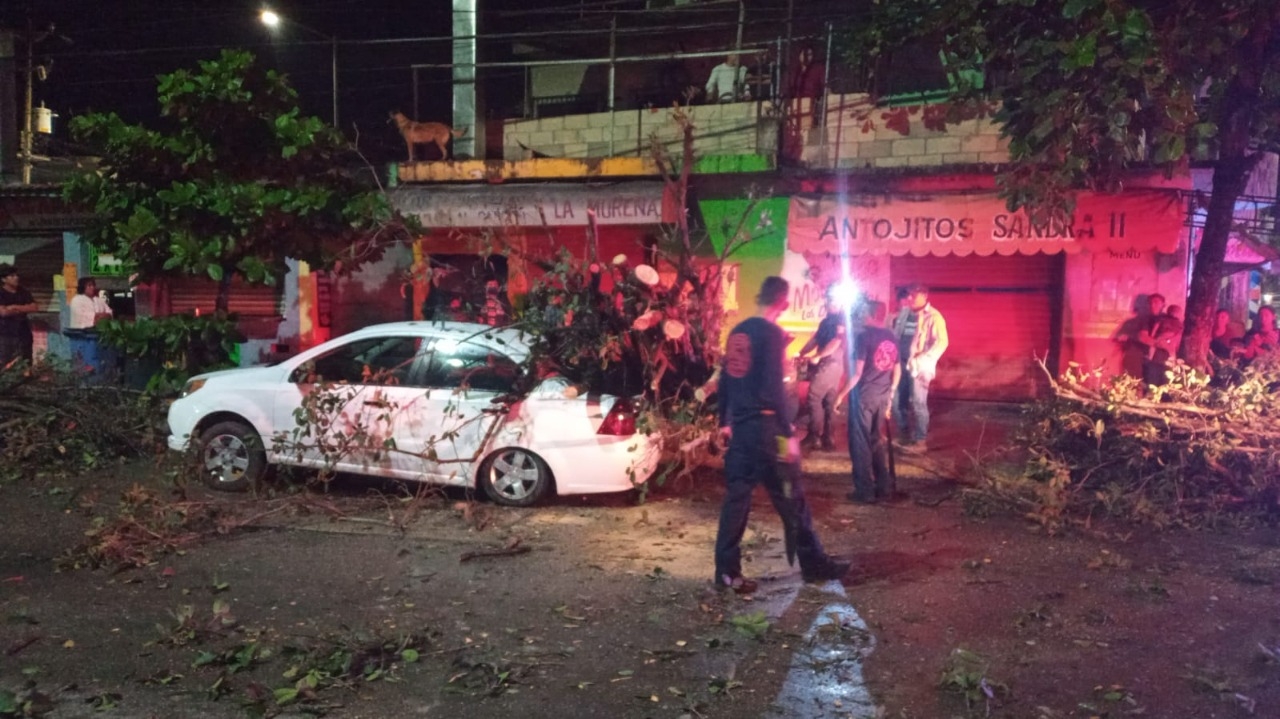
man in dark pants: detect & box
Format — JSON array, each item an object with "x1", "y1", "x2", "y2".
[
  {"x1": 797, "y1": 290, "x2": 848, "y2": 451},
  {"x1": 715, "y1": 276, "x2": 849, "y2": 594},
  {"x1": 890, "y1": 288, "x2": 915, "y2": 436},
  {"x1": 0, "y1": 264, "x2": 38, "y2": 365},
  {"x1": 837, "y1": 300, "x2": 901, "y2": 504}
]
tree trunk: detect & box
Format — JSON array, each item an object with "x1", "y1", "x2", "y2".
[
  {"x1": 1180, "y1": 3, "x2": 1278, "y2": 366},
  {"x1": 1181, "y1": 154, "x2": 1254, "y2": 366}
]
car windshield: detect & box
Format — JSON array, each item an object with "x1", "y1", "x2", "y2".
[
  {"x1": 424, "y1": 340, "x2": 522, "y2": 393},
  {"x1": 293, "y1": 336, "x2": 424, "y2": 385}
]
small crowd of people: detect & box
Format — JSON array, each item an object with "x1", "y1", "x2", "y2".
[
  {"x1": 709, "y1": 276, "x2": 948, "y2": 594},
  {"x1": 1118, "y1": 293, "x2": 1278, "y2": 387},
  {"x1": 696, "y1": 46, "x2": 824, "y2": 116},
  {"x1": 1212, "y1": 304, "x2": 1278, "y2": 363},
  {"x1": 0, "y1": 263, "x2": 115, "y2": 377}
]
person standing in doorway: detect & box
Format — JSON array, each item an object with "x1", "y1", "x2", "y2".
[
  {"x1": 797, "y1": 289, "x2": 848, "y2": 452},
  {"x1": 899, "y1": 285, "x2": 948, "y2": 452},
  {"x1": 836, "y1": 299, "x2": 901, "y2": 504},
  {"x1": 0, "y1": 265, "x2": 38, "y2": 365},
  {"x1": 714, "y1": 276, "x2": 848, "y2": 594}
]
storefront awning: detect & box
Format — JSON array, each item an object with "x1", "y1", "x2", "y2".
[
  {"x1": 787, "y1": 190, "x2": 1186, "y2": 257},
  {"x1": 390, "y1": 182, "x2": 670, "y2": 229},
  {"x1": 1222, "y1": 233, "x2": 1279, "y2": 273}
]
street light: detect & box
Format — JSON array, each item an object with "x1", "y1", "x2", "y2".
[{"x1": 259, "y1": 9, "x2": 338, "y2": 128}]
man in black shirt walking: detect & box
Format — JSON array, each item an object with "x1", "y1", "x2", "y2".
[
  {"x1": 837, "y1": 300, "x2": 901, "y2": 504},
  {"x1": 715, "y1": 276, "x2": 848, "y2": 594}
]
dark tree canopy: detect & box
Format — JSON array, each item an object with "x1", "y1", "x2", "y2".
[
  {"x1": 840, "y1": 0, "x2": 1280, "y2": 365},
  {"x1": 64, "y1": 49, "x2": 413, "y2": 313}
]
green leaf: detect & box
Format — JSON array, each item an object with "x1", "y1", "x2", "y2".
[
  {"x1": 1071, "y1": 34, "x2": 1097, "y2": 68},
  {"x1": 273, "y1": 687, "x2": 299, "y2": 705},
  {"x1": 207, "y1": 264, "x2": 224, "y2": 281},
  {"x1": 1062, "y1": 0, "x2": 1094, "y2": 20},
  {"x1": 401, "y1": 648, "x2": 420, "y2": 663}
]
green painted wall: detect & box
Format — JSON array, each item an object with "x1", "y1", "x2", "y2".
[
  {"x1": 699, "y1": 196, "x2": 789, "y2": 327},
  {"x1": 692, "y1": 154, "x2": 775, "y2": 174}
]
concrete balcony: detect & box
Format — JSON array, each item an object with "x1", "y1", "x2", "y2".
[
  {"x1": 395, "y1": 94, "x2": 1011, "y2": 184},
  {"x1": 502, "y1": 101, "x2": 779, "y2": 165}
]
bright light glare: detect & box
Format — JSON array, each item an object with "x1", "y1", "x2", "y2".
[
  {"x1": 260, "y1": 10, "x2": 281, "y2": 27},
  {"x1": 828, "y1": 280, "x2": 860, "y2": 308},
  {"x1": 432, "y1": 338, "x2": 459, "y2": 355}
]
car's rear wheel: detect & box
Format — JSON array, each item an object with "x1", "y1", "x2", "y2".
[
  {"x1": 197, "y1": 420, "x2": 266, "y2": 492},
  {"x1": 479, "y1": 448, "x2": 552, "y2": 507}
]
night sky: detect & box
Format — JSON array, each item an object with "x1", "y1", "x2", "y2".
[
  {"x1": 6, "y1": 1, "x2": 866, "y2": 164},
  {"x1": 6, "y1": 0, "x2": 458, "y2": 162}
]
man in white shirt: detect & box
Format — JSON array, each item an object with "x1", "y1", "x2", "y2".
[
  {"x1": 69, "y1": 277, "x2": 112, "y2": 329},
  {"x1": 67, "y1": 277, "x2": 113, "y2": 379},
  {"x1": 705, "y1": 54, "x2": 749, "y2": 103}
]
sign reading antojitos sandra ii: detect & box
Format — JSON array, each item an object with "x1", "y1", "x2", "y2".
[{"x1": 788, "y1": 190, "x2": 1186, "y2": 256}]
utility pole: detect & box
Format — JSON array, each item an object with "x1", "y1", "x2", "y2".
[
  {"x1": 20, "y1": 17, "x2": 36, "y2": 185},
  {"x1": 18, "y1": 18, "x2": 61, "y2": 185}
]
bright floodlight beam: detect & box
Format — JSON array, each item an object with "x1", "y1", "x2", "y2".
[
  {"x1": 828, "y1": 280, "x2": 860, "y2": 309},
  {"x1": 259, "y1": 10, "x2": 280, "y2": 27}
]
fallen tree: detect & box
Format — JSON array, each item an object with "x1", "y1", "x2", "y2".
[
  {"x1": 968, "y1": 358, "x2": 1280, "y2": 531},
  {"x1": 0, "y1": 362, "x2": 164, "y2": 479}
]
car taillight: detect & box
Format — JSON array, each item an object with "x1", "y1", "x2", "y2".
[{"x1": 598, "y1": 400, "x2": 637, "y2": 436}]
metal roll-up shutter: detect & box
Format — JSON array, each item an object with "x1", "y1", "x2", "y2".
[
  {"x1": 16, "y1": 237, "x2": 64, "y2": 309},
  {"x1": 168, "y1": 278, "x2": 283, "y2": 317},
  {"x1": 891, "y1": 253, "x2": 1063, "y2": 401}
]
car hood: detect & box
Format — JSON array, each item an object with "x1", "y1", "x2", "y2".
[{"x1": 196, "y1": 364, "x2": 287, "y2": 385}]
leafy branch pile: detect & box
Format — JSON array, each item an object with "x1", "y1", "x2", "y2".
[
  {"x1": 0, "y1": 362, "x2": 164, "y2": 480},
  {"x1": 150, "y1": 597, "x2": 436, "y2": 718},
  {"x1": 970, "y1": 359, "x2": 1280, "y2": 531},
  {"x1": 510, "y1": 109, "x2": 763, "y2": 485}
]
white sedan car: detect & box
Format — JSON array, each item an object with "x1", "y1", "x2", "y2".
[{"x1": 167, "y1": 322, "x2": 660, "y2": 506}]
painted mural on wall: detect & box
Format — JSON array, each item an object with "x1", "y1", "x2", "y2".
[{"x1": 776, "y1": 250, "x2": 886, "y2": 334}]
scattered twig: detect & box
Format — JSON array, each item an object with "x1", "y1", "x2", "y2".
[
  {"x1": 5, "y1": 634, "x2": 41, "y2": 656},
  {"x1": 460, "y1": 537, "x2": 531, "y2": 562}
]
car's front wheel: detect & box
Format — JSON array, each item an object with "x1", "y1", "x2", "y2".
[
  {"x1": 479, "y1": 448, "x2": 552, "y2": 507},
  {"x1": 196, "y1": 420, "x2": 266, "y2": 492}
]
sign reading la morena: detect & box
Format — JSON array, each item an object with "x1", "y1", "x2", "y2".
[{"x1": 392, "y1": 183, "x2": 666, "y2": 228}]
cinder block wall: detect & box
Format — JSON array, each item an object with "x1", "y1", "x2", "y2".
[
  {"x1": 502, "y1": 94, "x2": 1009, "y2": 168},
  {"x1": 504, "y1": 102, "x2": 770, "y2": 160},
  {"x1": 797, "y1": 93, "x2": 1010, "y2": 169}
]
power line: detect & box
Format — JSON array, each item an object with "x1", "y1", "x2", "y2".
[{"x1": 42, "y1": 9, "x2": 852, "y2": 61}]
